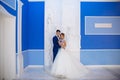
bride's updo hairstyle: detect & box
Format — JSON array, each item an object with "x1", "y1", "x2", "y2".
[
  {"x1": 60, "y1": 33, "x2": 65, "y2": 39},
  {"x1": 60, "y1": 33, "x2": 65, "y2": 37}
]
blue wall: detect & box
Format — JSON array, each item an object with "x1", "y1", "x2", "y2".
[
  {"x1": 80, "y1": 50, "x2": 120, "y2": 65},
  {"x1": 80, "y1": 2, "x2": 120, "y2": 65},
  {"x1": 27, "y1": 51, "x2": 44, "y2": 66},
  {"x1": 21, "y1": 1, "x2": 44, "y2": 67},
  {"x1": 22, "y1": 1, "x2": 44, "y2": 51},
  {"x1": 22, "y1": 0, "x2": 29, "y2": 51},
  {"x1": 81, "y1": 2, "x2": 120, "y2": 49},
  {"x1": 28, "y1": 2, "x2": 44, "y2": 49},
  {"x1": 22, "y1": 2, "x2": 120, "y2": 67}
]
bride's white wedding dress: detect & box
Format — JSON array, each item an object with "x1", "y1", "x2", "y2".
[{"x1": 51, "y1": 40, "x2": 89, "y2": 79}]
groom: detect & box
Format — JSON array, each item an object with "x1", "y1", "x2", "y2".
[{"x1": 52, "y1": 30, "x2": 61, "y2": 62}]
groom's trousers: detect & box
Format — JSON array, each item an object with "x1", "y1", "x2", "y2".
[{"x1": 53, "y1": 49, "x2": 58, "y2": 62}]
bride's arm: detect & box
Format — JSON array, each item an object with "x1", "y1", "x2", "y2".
[
  {"x1": 58, "y1": 40, "x2": 66, "y2": 49},
  {"x1": 62, "y1": 41, "x2": 66, "y2": 49}
]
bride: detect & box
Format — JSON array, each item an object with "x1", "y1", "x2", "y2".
[{"x1": 51, "y1": 33, "x2": 89, "y2": 79}]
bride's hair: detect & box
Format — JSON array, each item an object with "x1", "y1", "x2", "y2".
[{"x1": 60, "y1": 33, "x2": 65, "y2": 37}]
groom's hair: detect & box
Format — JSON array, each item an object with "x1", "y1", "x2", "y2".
[{"x1": 56, "y1": 30, "x2": 61, "y2": 32}]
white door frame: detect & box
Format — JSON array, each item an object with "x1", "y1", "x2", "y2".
[{"x1": 17, "y1": 0, "x2": 23, "y2": 77}]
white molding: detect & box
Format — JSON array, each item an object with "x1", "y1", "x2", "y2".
[
  {"x1": 17, "y1": 0, "x2": 24, "y2": 77},
  {"x1": 28, "y1": 0, "x2": 44, "y2": 2},
  {"x1": 86, "y1": 65, "x2": 120, "y2": 68},
  {"x1": 85, "y1": 16, "x2": 120, "y2": 18},
  {"x1": 22, "y1": 49, "x2": 120, "y2": 53},
  {"x1": 28, "y1": 0, "x2": 120, "y2": 2},
  {"x1": 24, "y1": 65, "x2": 44, "y2": 71},
  {"x1": 85, "y1": 16, "x2": 120, "y2": 35},
  {"x1": 1, "y1": 0, "x2": 16, "y2": 10},
  {"x1": 24, "y1": 65, "x2": 120, "y2": 69},
  {"x1": 17, "y1": 0, "x2": 23, "y2": 54},
  {"x1": 27, "y1": 65, "x2": 44, "y2": 68},
  {"x1": 22, "y1": 49, "x2": 44, "y2": 53},
  {"x1": 27, "y1": 49, "x2": 44, "y2": 52},
  {"x1": 81, "y1": 49, "x2": 120, "y2": 51},
  {"x1": 81, "y1": 0, "x2": 120, "y2": 2},
  {"x1": 22, "y1": 50, "x2": 28, "y2": 53},
  {"x1": 85, "y1": 33, "x2": 120, "y2": 35},
  {"x1": 0, "y1": 5, "x2": 15, "y2": 17}
]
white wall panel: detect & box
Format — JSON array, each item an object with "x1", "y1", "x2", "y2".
[
  {"x1": 44, "y1": 0, "x2": 80, "y2": 67},
  {"x1": 44, "y1": 0, "x2": 62, "y2": 67}
]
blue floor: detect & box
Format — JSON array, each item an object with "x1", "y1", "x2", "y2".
[{"x1": 16, "y1": 66, "x2": 120, "y2": 80}]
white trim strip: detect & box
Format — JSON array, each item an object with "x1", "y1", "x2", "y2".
[
  {"x1": 22, "y1": 50, "x2": 28, "y2": 53},
  {"x1": 95, "y1": 23, "x2": 112, "y2": 28},
  {"x1": 29, "y1": 0, "x2": 120, "y2": 2},
  {"x1": 81, "y1": 49, "x2": 120, "y2": 51},
  {"x1": 27, "y1": 49, "x2": 44, "y2": 52},
  {"x1": 28, "y1": 0, "x2": 44, "y2": 2},
  {"x1": 22, "y1": 49, "x2": 120, "y2": 52},
  {"x1": 86, "y1": 16, "x2": 120, "y2": 18},
  {"x1": 22, "y1": 49, "x2": 44, "y2": 52},
  {"x1": 1, "y1": 0, "x2": 16, "y2": 10},
  {"x1": 81, "y1": 0, "x2": 120, "y2": 2},
  {"x1": 24, "y1": 65, "x2": 120, "y2": 69},
  {"x1": 85, "y1": 16, "x2": 120, "y2": 35},
  {"x1": 22, "y1": 49, "x2": 44, "y2": 54},
  {"x1": 84, "y1": 33, "x2": 120, "y2": 35},
  {"x1": 0, "y1": 5, "x2": 15, "y2": 17},
  {"x1": 86, "y1": 65, "x2": 120, "y2": 68},
  {"x1": 27, "y1": 65, "x2": 44, "y2": 68},
  {"x1": 24, "y1": 65, "x2": 44, "y2": 71}
]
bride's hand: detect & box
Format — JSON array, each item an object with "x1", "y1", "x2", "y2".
[{"x1": 61, "y1": 42, "x2": 66, "y2": 49}]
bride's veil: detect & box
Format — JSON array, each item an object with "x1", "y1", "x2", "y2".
[{"x1": 62, "y1": 26, "x2": 80, "y2": 61}]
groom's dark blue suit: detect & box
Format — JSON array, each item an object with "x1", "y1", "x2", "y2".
[{"x1": 53, "y1": 36, "x2": 61, "y2": 62}]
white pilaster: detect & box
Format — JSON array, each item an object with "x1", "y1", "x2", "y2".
[
  {"x1": 0, "y1": 5, "x2": 16, "y2": 80},
  {"x1": 62, "y1": 0, "x2": 80, "y2": 59},
  {"x1": 44, "y1": 0, "x2": 63, "y2": 68},
  {"x1": 17, "y1": 0, "x2": 23, "y2": 77}
]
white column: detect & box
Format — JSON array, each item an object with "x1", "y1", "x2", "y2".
[
  {"x1": 3, "y1": 15, "x2": 16, "y2": 80},
  {"x1": 0, "y1": 5, "x2": 16, "y2": 80},
  {"x1": 45, "y1": 0, "x2": 81, "y2": 67},
  {"x1": 0, "y1": 12, "x2": 4, "y2": 80},
  {"x1": 62, "y1": 0, "x2": 80, "y2": 59},
  {"x1": 17, "y1": 0, "x2": 23, "y2": 77},
  {"x1": 44, "y1": 0, "x2": 62, "y2": 68}
]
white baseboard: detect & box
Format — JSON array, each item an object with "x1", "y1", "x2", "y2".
[
  {"x1": 27, "y1": 65, "x2": 44, "y2": 68},
  {"x1": 28, "y1": 0, "x2": 44, "y2": 2},
  {"x1": 24, "y1": 65, "x2": 120, "y2": 69},
  {"x1": 24, "y1": 65, "x2": 44, "y2": 70},
  {"x1": 86, "y1": 65, "x2": 120, "y2": 68}
]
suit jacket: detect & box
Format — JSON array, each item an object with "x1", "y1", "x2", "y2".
[{"x1": 53, "y1": 36, "x2": 61, "y2": 51}]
